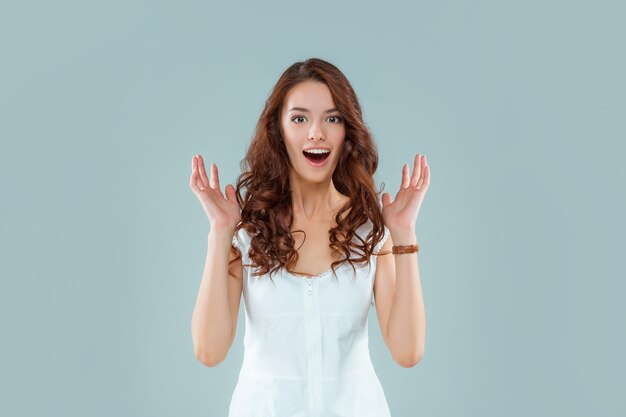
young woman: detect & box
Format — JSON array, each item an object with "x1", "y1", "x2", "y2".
[{"x1": 190, "y1": 58, "x2": 429, "y2": 417}]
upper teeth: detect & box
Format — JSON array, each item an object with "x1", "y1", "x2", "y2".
[{"x1": 304, "y1": 149, "x2": 330, "y2": 154}]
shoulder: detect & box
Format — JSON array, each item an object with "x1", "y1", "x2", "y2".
[
  {"x1": 374, "y1": 225, "x2": 391, "y2": 253},
  {"x1": 232, "y1": 224, "x2": 254, "y2": 254}
]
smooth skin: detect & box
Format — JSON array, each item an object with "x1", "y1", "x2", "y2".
[
  {"x1": 279, "y1": 80, "x2": 351, "y2": 277},
  {"x1": 376, "y1": 153, "x2": 430, "y2": 366},
  {"x1": 189, "y1": 155, "x2": 244, "y2": 366},
  {"x1": 190, "y1": 80, "x2": 430, "y2": 367}
]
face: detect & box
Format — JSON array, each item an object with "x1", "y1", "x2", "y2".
[{"x1": 280, "y1": 80, "x2": 346, "y2": 181}]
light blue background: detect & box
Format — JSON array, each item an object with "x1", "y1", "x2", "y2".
[{"x1": 1, "y1": 0, "x2": 625, "y2": 416}]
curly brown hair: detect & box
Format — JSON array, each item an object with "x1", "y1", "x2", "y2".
[{"x1": 229, "y1": 57, "x2": 390, "y2": 283}]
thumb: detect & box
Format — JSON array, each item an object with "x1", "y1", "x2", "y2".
[
  {"x1": 381, "y1": 192, "x2": 392, "y2": 207},
  {"x1": 225, "y1": 184, "x2": 237, "y2": 203}
]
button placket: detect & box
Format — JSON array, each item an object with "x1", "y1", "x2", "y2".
[
  {"x1": 303, "y1": 276, "x2": 322, "y2": 416},
  {"x1": 303, "y1": 276, "x2": 315, "y2": 415}
]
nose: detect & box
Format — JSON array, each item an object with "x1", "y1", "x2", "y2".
[{"x1": 308, "y1": 122, "x2": 324, "y2": 141}]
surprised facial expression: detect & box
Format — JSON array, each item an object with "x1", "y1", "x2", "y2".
[{"x1": 280, "y1": 80, "x2": 346, "y2": 181}]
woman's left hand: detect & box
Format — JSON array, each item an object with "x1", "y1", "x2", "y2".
[{"x1": 381, "y1": 153, "x2": 431, "y2": 231}]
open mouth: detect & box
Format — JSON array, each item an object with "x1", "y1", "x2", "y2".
[{"x1": 302, "y1": 149, "x2": 331, "y2": 163}]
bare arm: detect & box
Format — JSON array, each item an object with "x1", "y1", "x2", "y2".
[
  {"x1": 191, "y1": 226, "x2": 243, "y2": 367},
  {"x1": 375, "y1": 153, "x2": 430, "y2": 367},
  {"x1": 374, "y1": 228, "x2": 425, "y2": 368},
  {"x1": 188, "y1": 154, "x2": 243, "y2": 367}
]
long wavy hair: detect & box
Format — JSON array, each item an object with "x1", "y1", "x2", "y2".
[{"x1": 229, "y1": 57, "x2": 390, "y2": 284}]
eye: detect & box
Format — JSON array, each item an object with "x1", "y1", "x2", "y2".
[{"x1": 290, "y1": 115, "x2": 343, "y2": 124}]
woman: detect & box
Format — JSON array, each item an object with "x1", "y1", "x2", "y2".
[{"x1": 190, "y1": 58, "x2": 429, "y2": 417}]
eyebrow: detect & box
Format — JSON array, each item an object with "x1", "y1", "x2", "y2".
[{"x1": 288, "y1": 107, "x2": 339, "y2": 113}]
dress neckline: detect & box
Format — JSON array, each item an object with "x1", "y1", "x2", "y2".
[{"x1": 282, "y1": 266, "x2": 336, "y2": 280}]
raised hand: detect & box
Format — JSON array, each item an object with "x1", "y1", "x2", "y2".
[
  {"x1": 381, "y1": 153, "x2": 431, "y2": 231},
  {"x1": 189, "y1": 154, "x2": 241, "y2": 231}
]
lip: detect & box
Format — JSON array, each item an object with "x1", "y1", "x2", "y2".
[{"x1": 302, "y1": 149, "x2": 331, "y2": 168}]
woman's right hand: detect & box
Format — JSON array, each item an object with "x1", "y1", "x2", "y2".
[{"x1": 189, "y1": 154, "x2": 241, "y2": 232}]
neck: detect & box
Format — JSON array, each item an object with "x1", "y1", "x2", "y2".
[{"x1": 289, "y1": 172, "x2": 344, "y2": 221}]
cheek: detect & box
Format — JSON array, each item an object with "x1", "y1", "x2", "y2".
[
  {"x1": 332, "y1": 134, "x2": 346, "y2": 150},
  {"x1": 331, "y1": 126, "x2": 346, "y2": 141},
  {"x1": 282, "y1": 139, "x2": 301, "y2": 161},
  {"x1": 281, "y1": 124, "x2": 299, "y2": 144}
]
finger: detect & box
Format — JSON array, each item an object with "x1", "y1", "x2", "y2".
[
  {"x1": 211, "y1": 163, "x2": 226, "y2": 199},
  {"x1": 194, "y1": 155, "x2": 206, "y2": 190},
  {"x1": 197, "y1": 155, "x2": 210, "y2": 189},
  {"x1": 415, "y1": 154, "x2": 425, "y2": 189},
  {"x1": 195, "y1": 155, "x2": 209, "y2": 191},
  {"x1": 410, "y1": 153, "x2": 421, "y2": 187},
  {"x1": 401, "y1": 163, "x2": 411, "y2": 189},
  {"x1": 190, "y1": 156, "x2": 199, "y2": 189},
  {"x1": 210, "y1": 163, "x2": 221, "y2": 191},
  {"x1": 417, "y1": 158, "x2": 430, "y2": 190}
]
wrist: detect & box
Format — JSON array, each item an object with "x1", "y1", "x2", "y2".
[
  {"x1": 389, "y1": 227, "x2": 417, "y2": 246},
  {"x1": 208, "y1": 225, "x2": 237, "y2": 240}
]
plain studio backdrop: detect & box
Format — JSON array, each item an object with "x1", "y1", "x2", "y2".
[{"x1": 1, "y1": 1, "x2": 624, "y2": 416}]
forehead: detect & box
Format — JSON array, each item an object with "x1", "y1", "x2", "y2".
[{"x1": 283, "y1": 80, "x2": 335, "y2": 111}]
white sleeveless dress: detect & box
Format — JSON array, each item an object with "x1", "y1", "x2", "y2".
[{"x1": 228, "y1": 219, "x2": 392, "y2": 417}]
